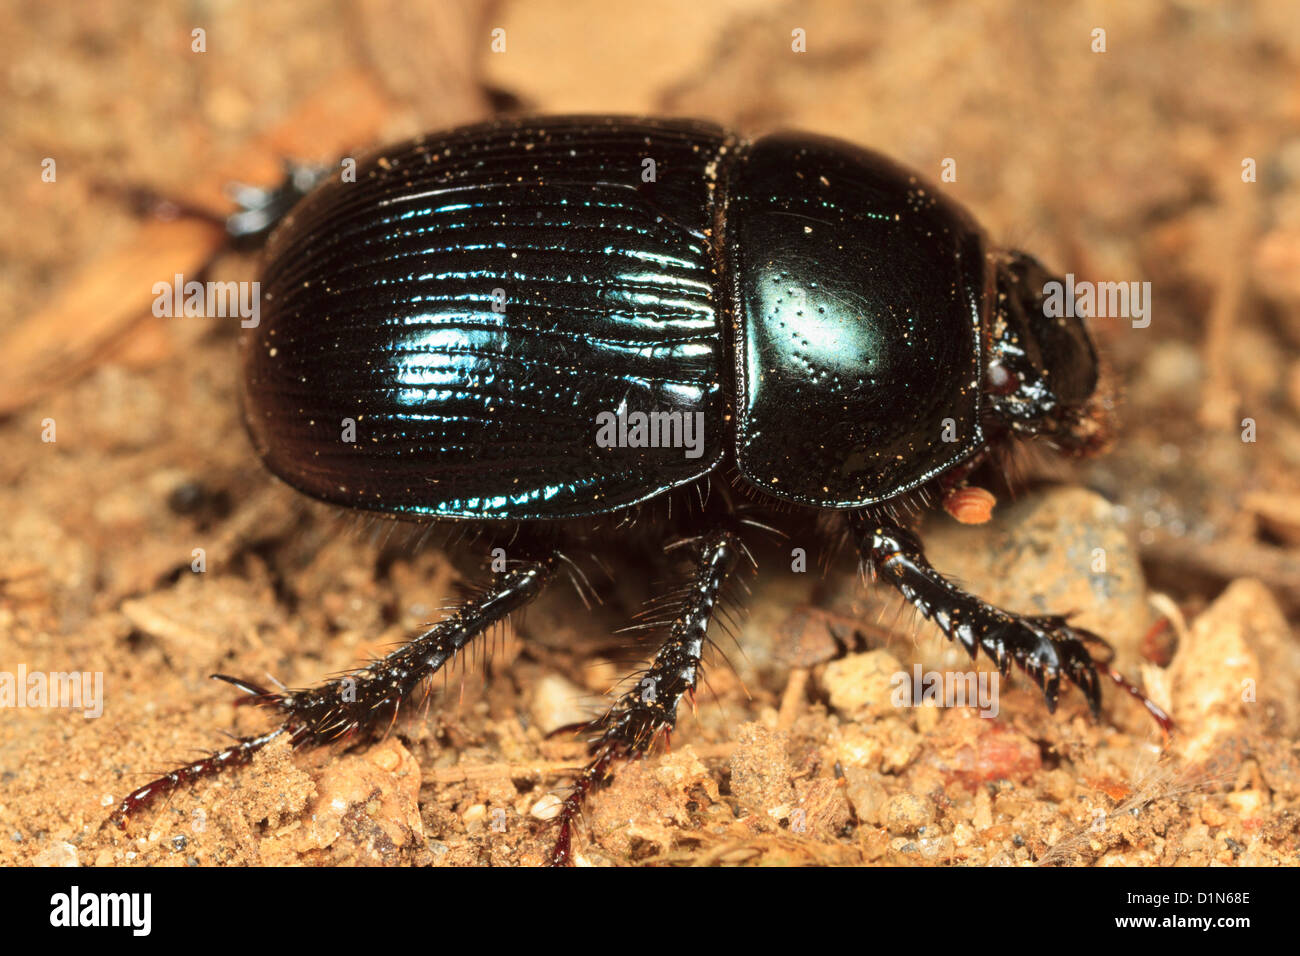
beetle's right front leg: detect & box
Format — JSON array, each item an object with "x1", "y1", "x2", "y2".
[
  {"x1": 108, "y1": 550, "x2": 558, "y2": 828},
  {"x1": 849, "y1": 513, "x2": 1105, "y2": 717}
]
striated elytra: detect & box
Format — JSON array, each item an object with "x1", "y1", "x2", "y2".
[{"x1": 114, "y1": 117, "x2": 1167, "y2": 865}]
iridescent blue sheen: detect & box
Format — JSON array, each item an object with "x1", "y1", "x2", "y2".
[{"x1": 244, "y1": 117, "x2": 730, "y2": 519}]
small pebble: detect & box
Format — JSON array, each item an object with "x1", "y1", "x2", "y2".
[{"x1": 886, "y1": 793, "x2": 934, "y2": 833}]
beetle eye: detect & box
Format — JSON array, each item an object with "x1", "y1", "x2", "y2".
[{"x1": 988, "y1": 361, "x2": 1019, "y2": 395}]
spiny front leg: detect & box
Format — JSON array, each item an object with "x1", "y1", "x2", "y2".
[
  {"x1": 108, "y1": 552, "x2": 558, "y2": 828},
  {"x1": 850, "y1": 514, "x2": 1103, "y2": 717},
  {"x1": 550, "y1": 529, "x2": 745, "y2": 866}
]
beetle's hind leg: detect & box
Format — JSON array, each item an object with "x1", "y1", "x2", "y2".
[
  {"x1": 107, "y1": 551, "x2": 559, "y2": 828},
  {"x1": 550, "y1": 528, "x2": 748, "y2": 866},
  {"x1": 851, "y1": 514, "x2": 1169, "y2": 730}
]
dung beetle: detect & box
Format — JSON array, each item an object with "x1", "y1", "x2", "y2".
[{"x1": 111, "y1": 116, "x2": 1165, "y2": 864}]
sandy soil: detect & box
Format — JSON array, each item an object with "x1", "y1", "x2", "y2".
[{"x1": 1, "y1": 0, "x2": 1298, "y2": 867}]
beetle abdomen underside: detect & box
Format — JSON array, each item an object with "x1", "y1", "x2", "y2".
[{"x1": 244, "y1": 117, "x2": 731, "y2": 519}]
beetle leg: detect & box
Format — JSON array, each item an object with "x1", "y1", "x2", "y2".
[
  {"x1": 222, "y1": 160, "x2": 330, "y2": 245},
  {"x1": 850, "y1": 515, "x2": 1104, "y2": 718},
  {"x1": 550, "y1": 529, "x2": 745, "y2": 866},
  {"x1": 107, "y1": 551, "x2": 558, "y2": 829}
]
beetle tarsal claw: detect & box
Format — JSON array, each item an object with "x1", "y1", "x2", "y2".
[
  {"x1": 854, "y1": 514, "x2": 1169, "y2": 728},
  {"x1": 106, "y1": 553, "x2": 559, "y2": 830}
]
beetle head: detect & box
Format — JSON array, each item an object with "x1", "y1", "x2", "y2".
[{"x1": 986, "y1": 251, "x2": 1109, "y2": 455}]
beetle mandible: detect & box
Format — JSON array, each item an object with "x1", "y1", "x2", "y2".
[{"x1": 111, "y1": 116, "x2": 1166, "y2": 864}]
